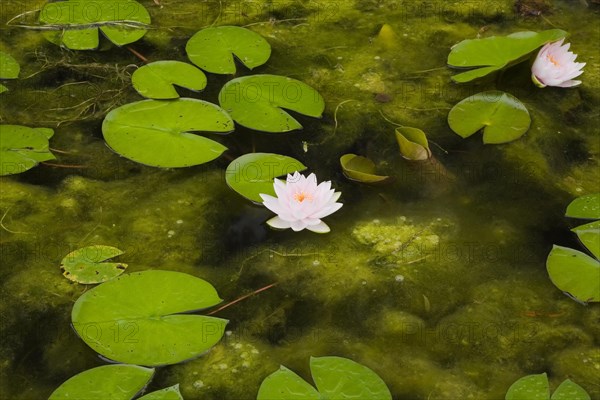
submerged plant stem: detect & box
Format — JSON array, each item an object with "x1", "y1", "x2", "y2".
[
  {"x1": 207, "y1": 282, "x2": 279, "y2": 316},
  {"x1": 127, "y1": 46, "x2": 149, "y2": 63}
]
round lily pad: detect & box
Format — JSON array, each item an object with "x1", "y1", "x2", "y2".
[
  {"x1": 505, "y1": 373, "x2": 550, "y2": 400},
  {"x1": 0, "y1": 125, "x2": 55, "y2": 176},
  {"x1": 0, "y1": 51, "x2": 20, "y2": 79},
  {"x1": 102, "y1": 98, "x2": 233, "y2": 168},
  {"x1": 546, "y1": 245, "x2": 600, "y2": 303},
  {"x1": 71, "y1": 270, "x2": 228, "y2": 366},
  {"x1": 132, "y1": 61, "x2": 207, "y2": 99},
  {"x1": 394, "y1": 127, "x2": 432, "y2": 160},
  {"x1": 186, "y1": 26, "x2": 271, "y2": 74},
  {"x1": 39, "y1": 0, "x2": 151, "y2": 50},
  {"x1": 138, "y1": 384, "x2": 183, "y2": 400},
  {"x1": 551, "y1": 380, "x2": 591, "y2": 400},
  {"x1": 226, "y1": 153, "x2": 307, "y2": 203},
  {"x1": 60, "y1": 245, "x2": 127, "y2": 284},
  {"x1": 340, "y1": 154, "x2": 389, "y2": 183},
  {"x1": 219, "y1": 74, "x2": 325, "y2": 132},
  {"x1": 448, "y1": 91, "x2": 531, "y2": 144},
  {"x1": 49, "y1": 364, "x2": 154, "y2": 400},
  {"x1": 566, "y1": 193, "x2": 600, "y2": 219}
]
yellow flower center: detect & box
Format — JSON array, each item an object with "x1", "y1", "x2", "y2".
[
  {"x1": 294, "y1": 191, "x2": 313, "y2": 203},
  {"x1": 547, "y1": 55, "x2": 560, "y2": 66}
]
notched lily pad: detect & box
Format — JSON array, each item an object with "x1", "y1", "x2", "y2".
[
  {"x1": 226, "y1": 153, "x2": 307, "y2": 203},
  {"x1": 340, "y1": 154, "x2": 390, "y2": 183},
  {"x1": 566, "y1": 193, "x2": 600, "y2": 219},
  {"x1": 72, "y1": 270, "x2": 228, "y2": 366},
  {"x1": 546, "y1": 245, "x2": 600, "y2": 303},
  {"x1": 0, "y1": 125, "x2": 56, "y2": 176},
  {"x1": 219, "y1": 74, "x2": 325, "y2": 132},
  {"x1": 132, "y1": 61, "x2": 207, "y2": 99},
  {"x1": 395, "y1": 127, "x2": 432, "y2": 160},
  {"x1": 448, "y1": 91, "x2": 531, "y2": 144},
  {"x1": 505, "y1": 373, "x2": 590, "y2": 400},
  {"x1": 49, "y1": 364, "x2": 154, "y2": 400},
  {"x1": 186, "y1": 26, "x2": 271, "y2": 74},
  {"x1": 102, "y1": 98, "x2": 233, "y2": 168},
  {"x1": 448, "y1": 29, "x2": 567, "y2": 83},
  {"x1": 39, "y1": 0, "x2": 151, "y2": 50},
  {"x1": 60, "y1": 245, "x2": 128, "y2": 284}
]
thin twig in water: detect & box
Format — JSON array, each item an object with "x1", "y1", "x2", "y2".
[
  {"x1": 127, "y1": 46, "x2": 149, "y2": 63},
  {"x1": 207, "y1": 282, "x2": 279, "y2": 315},
  {"x1": 0, "y1": 207, "x2": 31, "y2": 234},
  {"x1": 333, "y1": 99, "x2": 358, "y2": 136},
  {"x1": 378, "y1": 109, "x2": 403, "y2": 127},
  {"x1": 42, "y1": 162, "x2": 87, "y2": 169}
]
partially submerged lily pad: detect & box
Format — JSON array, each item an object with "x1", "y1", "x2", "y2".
[
  {"x1": 102, "y1": 98, "x2": 233, "y2": 168},
  {"x1": 546, "y1": 245, "x2": 600, "y2": 303},
  {"x1": 448, "y1": 29, "x2": 567, "y2": 83},
  {"x1": 39, "y1": 0, "x2": 151, "y2": 50},
  {"x1": 0, "y1": 125, "x2": 55, "y2": 176},
  {"x1": 186, "y1": 26, "x2": 271, "y2": 74},
  {"x1": 566, "y1": 193, "x2": 600, "y2": 219},
  {"x1": 448, "y1": 91, "x2": 531, "y2": 144},
  {"x1": 226, "y1": 153, "x2": 307, "y2": 203},
  {"x1": 49, "y1": 364, "x2": 154, "y2": 400},
  {"x1": 138, "y1": 384, "x2": 183, "y2": 400},
  {"x1": 505, "y1": 373, "x2": 590, "y2": 400},
  {"x1": 340, "y1": 154, "x2": 390, "y2": 183},
  {"x1": 572, "y1": 221, "x2": 600, "y2": 260},
  {"x1": 0, "y1": 51, "x2": 20, "y2": 91},
  {"x1": 257, "y1": 356, "x2": 392, "y2": 400},
  {"x1": 60, "y1": 245, "x2": 127, "y2": 284},
  {"x1": 132, "y1": 61, "x2": 207, "y2": 99},
  {"x1": 394, "y1": 127, "x2": 432, "y2": 160},
  {"x1": 71, "y1": 270, "x2": 228, "y2": 366},
  {"x1": 219, "y1": 75, "x2": 325, "y2": 132}
]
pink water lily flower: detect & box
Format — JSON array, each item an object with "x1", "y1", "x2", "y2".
[
  {"x1": 531, "y1": 39, "x2": 585, "y2": 88},
  {"x1": 260, "y1": 172, "x2": 343, "y2": 233}
]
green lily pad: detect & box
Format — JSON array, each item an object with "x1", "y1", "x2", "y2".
[
  {"x1": 102, "y1": 98, "x2": 233, "y2": 168},
  {"x1": 448, "y1": 91, "x2": 531, "y2": 144},
  {"x1": 566, "y1": 193, "x2": 600, "y2": 219},
  {"x1": 340, "y1": 154, "x2": 389, "y2": 183},
  {"x1": 0, "y1": 125, "x2": 56, "y2": 176},
  {"x1": 257, "y1": 356, "x2": 391, "y2": 400},
  {"x1": 39, "y1": 0, "x2": 151, "y2": 50},
  {"x1": 0, "y1": 84, "x2": 7, "y2": 94},
  {"x1": 60, "y1": 245, "x2": 127, "y2": 284},
  {"x1": 394, "y1": 127, "x2": 431, "y2": 160},
  {"x1": 219, "y1": 75, "x2": 325, "y2": 132},
  {"x1": 138, "y1": 384, "x2": 183, "y2": 400},
  {"x1": 505, "y1": 373, "x2": 550, "y2": 400},
  {"x1": 226, "y1": 153, "x2": 307, "y2": 203},
  {"x1": 0, "y1": 51, "x2": 19, "y2": 79},
  {"x1": 546, "y1": 245, "x2": 600, "y2": 303},
  {"x1": 551, "y1": 380, "x2": 591, "y2": 400},
  {"x1": 448, "y1": 29, "x2": 567, "y2": 83},
  {"x1": 132, "y1": 61, "x2": 207, "y2": 99},
  {"x1": 72, "y1": 270, "x2": 228, "y2": 366},
  {"x1": 49, "y1": 364, "x2": 154, "y2": 400},
  {"x1": 186, "y1": 26, "x2": 271, "y2": 74},
  {"x1": 572, "y1": 221, "x2": 600, "y2": 260}
]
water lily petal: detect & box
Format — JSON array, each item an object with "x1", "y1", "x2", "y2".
[
  {"x1": 306, "y1": 221, "x2": 330, "y2": 233},
  {"x1": 290, "y1": 219, "x2": 308, "y2": 231},
  {"x1": 266, "y1": 216, "x2": 291, "y2": 230}
]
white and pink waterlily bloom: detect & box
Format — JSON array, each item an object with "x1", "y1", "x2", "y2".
[
  {"x1": 260, "y1": 172, "x2": 343, "y2": 233},
  {"x1": 531, "y1": 39, "x2": 585, "y2": 88}
]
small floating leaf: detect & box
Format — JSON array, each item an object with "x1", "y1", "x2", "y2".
[
  {"x1": 572, "y1": 221, "x2": 600, "y2": 260},
  {"x1": 565, "y1": 193, "x2": 600, "y2": 219},
  {"x1": 257, "y1": 356, "x2": 391, "y2": 400},
  {"x1": 72, "y1": 270, "x2": 228, "y2": 366},
  {"x1": 219, "y1": 75, "x2": 325, "y2": 132},
  {"x1": 546, "y1": 245, "x2": 600, "y2": 303},
  {"x1": 448, "y1": 91, "x2": 531, "y2": 144},
  {"x1": 226, "y1": 153, "x2": 307, "y2": 203},
  {"x1": 132, "y1": 61, "x2": 207, "y2": 99},
  {"x1": 102, "y1": 98, "x2": 233, "y2": 168},
  {"x1": 394, "y1": 127, "x2": 431, "y2": 160},
  {"x1": 60, "y1": 245, "x2": 128, "y2": 284},
  {"x1": 186, "y1": 26, "x2": 271, "y2": 74},
  {"x1": 39, "y1": 0, "x2": 151, "y2": 50},
  {"x1": 49, "y1": 364, "x2": 154, "y2": 400},
  {"x1": 448, "y1": 29, "x2": 567, "y2": 83},
  {"x1": 551, "y1": 380, "x2": 591, "y2": 400},
  {"x1": 0, "y1": 125, "x2": 56, "y2": 176},
  {"x1": 138, "y1": 384, "x2": 184, "y2": 400},
  {"x1": 0, "y1": 84, "x2": 7, "y2": 94},
  {"x1": 0, "y1": 51, "x2": 19, "y2": 79},
  {"x1": 505, "y1": 373, "x2": 550, "y2": 400},
  {"x1": 340, "y1": 154, "x2": 389, "y2": 183}
]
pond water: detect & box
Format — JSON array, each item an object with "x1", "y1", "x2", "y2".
[{"x1": 1, "y1": 0, "x2": 599, "y2": 399}]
